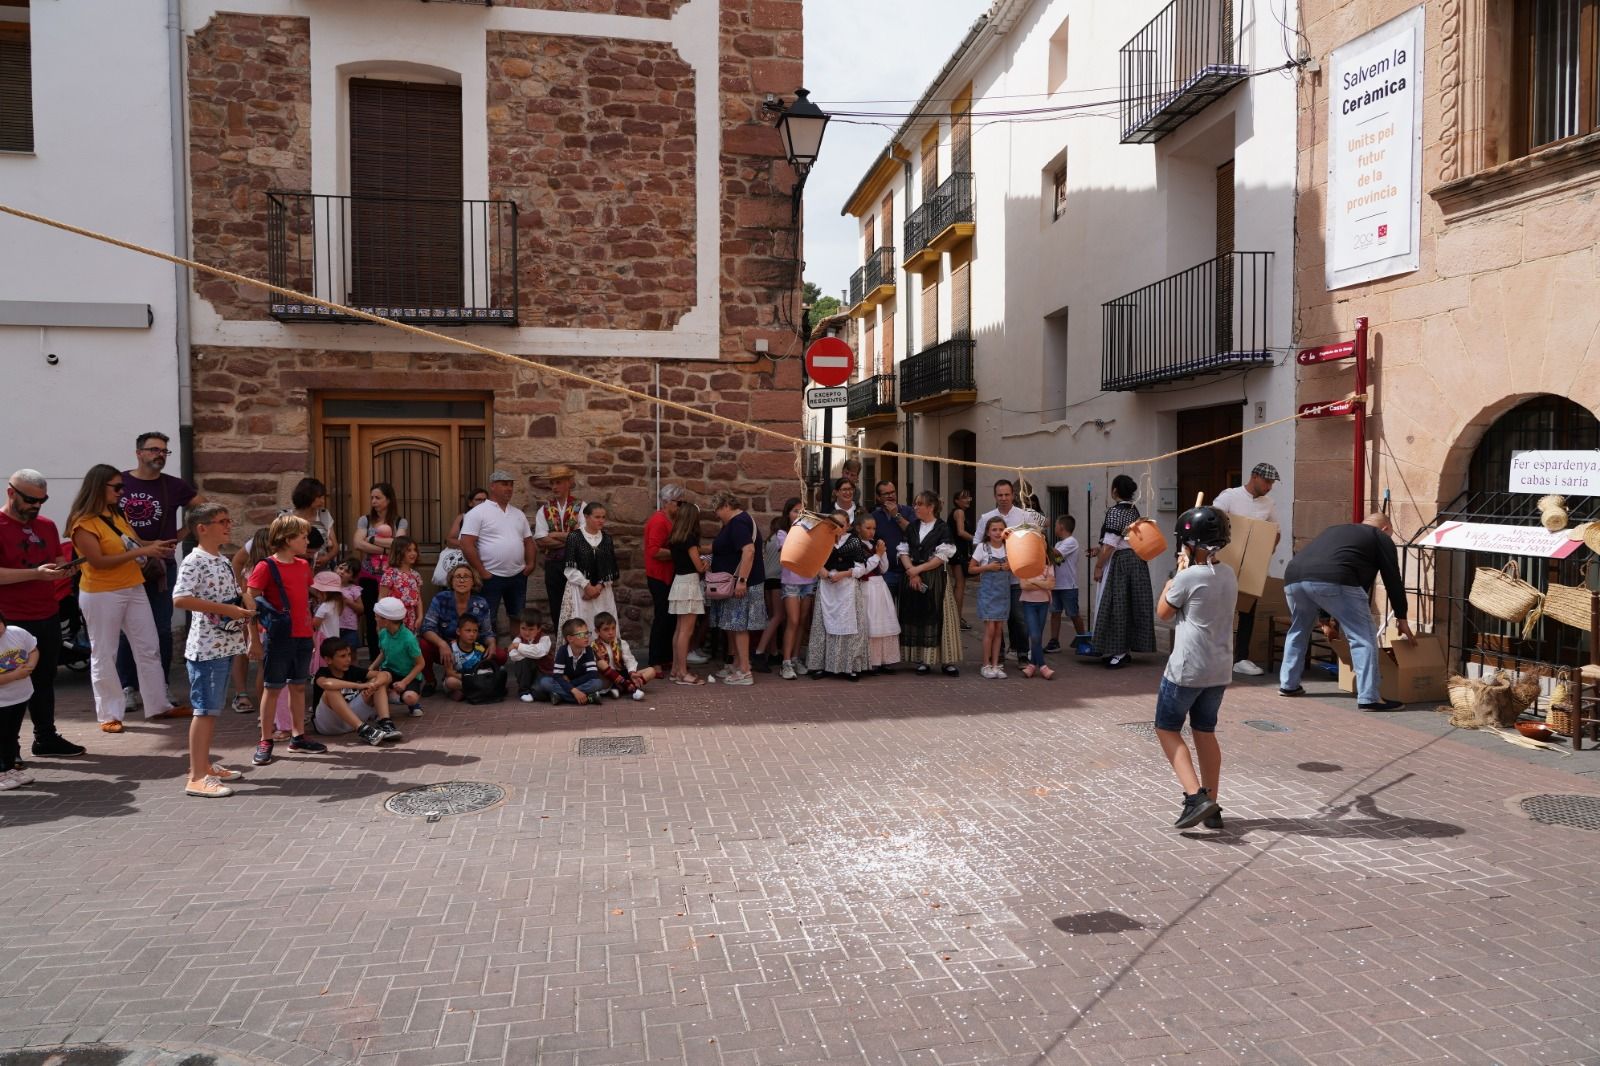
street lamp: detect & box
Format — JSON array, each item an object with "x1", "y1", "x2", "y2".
[{"x1": 771, "y1": 87, "x2": 830, "y2": 221}]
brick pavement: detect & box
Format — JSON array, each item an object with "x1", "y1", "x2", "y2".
[{"x1": 2, "y1": 637, "x2": 1599, "y2": 1066}]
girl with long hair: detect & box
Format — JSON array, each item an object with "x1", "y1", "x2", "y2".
[{"x1": 353, "y1": 482, "x2": 408, "y2": 659}]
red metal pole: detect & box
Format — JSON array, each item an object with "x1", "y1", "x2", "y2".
[{"x1": 1353, "y1": 316, "x2": 1369, "y2": 523}]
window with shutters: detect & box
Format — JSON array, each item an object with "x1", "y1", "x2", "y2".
[
  {"x1": 879, "y1": 305, "x2": 895, "y2": 375},
  {"x1": 0, "y1": 2, "x2": 31, "y2": 153},
  {"x1": 951, "y1": 98, "x2": 972, "y2": 175},
  {"x1": 1512, "y1": 0, "x2": 1600, "y2": 154},
  {"x1": 920, "y1": 276, "x2": 939, "y2": 349},
  {"x1": 864, "y1": 214, "x2": 876, "y2": 258},
  {"x1": 920, "y1": 132, "x2": 939, "y2": 200},
  {"x1": 880, "y1": 194, "x2": 894, "y2": 253},
  {"x1": 348, "y1": 78, "x2": 464, "y2": 308},
  {"x1": 863, "y1": 321, "x2": 876, "y2": 380},
  {"x1": 950, "y1": 258, "x2": 971, "y2": 339}
]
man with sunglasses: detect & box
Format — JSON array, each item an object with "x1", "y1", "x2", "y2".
[
  {"x1": 0, "y1": 470, "x2": 86, "y2": 759},
  {"x1": 116, "y1": 431, "x2": 201, "y2": 712}
]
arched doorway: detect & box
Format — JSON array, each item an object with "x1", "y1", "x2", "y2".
[{"x1": 1419, "y1": 395, "x2": 1600, "y2": 676}]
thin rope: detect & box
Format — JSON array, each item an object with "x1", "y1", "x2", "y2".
[{"x1": 0, "y1": 201, "x2": 1363, "y2": 475}]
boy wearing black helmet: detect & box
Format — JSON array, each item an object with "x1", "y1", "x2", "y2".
[{"x1": 1153, "y1": 505, "x2": 1237, "y2": 830}]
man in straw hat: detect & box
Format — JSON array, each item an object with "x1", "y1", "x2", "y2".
[
  {"x1": 532, "y1": 464, "x2": 586, "y2": 622},
  {"x1": 460, "y1": 470, "x2": 536, "y2": 636}
]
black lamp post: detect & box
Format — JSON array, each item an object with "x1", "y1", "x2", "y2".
[{"x1": 772, "y1": 87, "x2": 830, "y2": 222}]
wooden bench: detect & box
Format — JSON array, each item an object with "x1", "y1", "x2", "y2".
[{"x1": 1266, "y1": 614, "x2": 1339, "y2": 676}]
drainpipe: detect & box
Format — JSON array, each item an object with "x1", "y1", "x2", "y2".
[{"x1": 167, "y1": 0, "x2": 195, "y2": 486}]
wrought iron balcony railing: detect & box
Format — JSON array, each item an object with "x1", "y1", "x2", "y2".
[
  {"x1": 267, "y1": 191, "x2": 518, "y2": 324},
  {"x1": 1119, "y1": 0, "x2": 1247, "y2": 144},
  {"x1": 903, "y1": 172, "x2": 974, "y2": 264},
  {"x1": 1101, "y1": 251, "x2": 1272, "y2": 391},
  {"x1": 847, "y1": 373, "x2": 897, "y2": 422},
  {"x1": 900, "y1": 336, "x2": 976, "y2": 408},
  {"x1": 848, "y1": 246, "x2": 897, "y2": 308}
]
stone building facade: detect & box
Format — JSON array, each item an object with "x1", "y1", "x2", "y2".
[
  {"x1": 1295, "y1": 0, "x2": 1600, "y2": 673},
  {"x1": 180, "y1": 0, "x2": 804, "y2": 635}
]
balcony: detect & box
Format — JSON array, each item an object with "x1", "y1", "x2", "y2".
[
  {"x1": 1119, "y1": 0, "x2": 1246, "y2": 144},
  {"x1": 267, "y1": 191, "x2": 519, "y2": 325},
  {"x1": 847, "y1": 246, "x2": 897, "y2": 315},
  {"x1": 899, "y1": 336, "x2": 976, "y2": 411},
  {"x1": 1101, "y1": 251, "x2": 1272, "y2": 391},
  {"x1": 847, "y1": 373, "x2": 897, "y2": 426},
  {"x1": 903, "y1": 172, "x2": 975, "y2": 272}
]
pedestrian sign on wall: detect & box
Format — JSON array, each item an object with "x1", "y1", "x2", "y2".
[{"x1": 1325, "y1": 5, "x2": 1424, "y2": 290}]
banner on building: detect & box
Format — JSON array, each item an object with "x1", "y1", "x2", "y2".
[
  {"x1": 1325, "y1": 5, "x2": 1424, "y2": 290},
  {"x1": 1509, "y1": 450, "x2": 1600, "y2": 494}
]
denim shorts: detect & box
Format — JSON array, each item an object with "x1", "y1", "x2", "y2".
[
  {"x1": 1154, "y1": 677, "x2": 1226, "y2": 733},
  {"x1": 1050, "y1": 588, "x2": 1079, "y2": 616},
  {"x1": 780, "y1": 581, "x2": 816, "y2": 599},
  {"x1": 262, "y1": 635, "x2": 314, "y2": 689},
  {"x1": 185, "y1": 656, "x2": 233, "y2": 716}
]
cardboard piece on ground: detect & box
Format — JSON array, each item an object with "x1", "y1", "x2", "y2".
[
  {"x1": 1214, "y1": 514, "x2": 1278, "y2": 606},
  {"x1": 1329, "y1": 624, "x2": 1449, "y2": 703}
]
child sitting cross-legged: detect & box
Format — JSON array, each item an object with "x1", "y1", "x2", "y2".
[
  {"x1": 592, "y1": 611, "x2": 656, "y2": 701},
  {"x1": 311, "y1": 638, "x2": 400, "y2": 746},
  {"x1": 442, "y1": 615, "x2": 504, "y2": 703},
  {"x1": 507, "y1": 610, "x2": 553, "y2": 703},
  {"x1": 538, "y1": 617, "x2": 608, "y2": 706}
]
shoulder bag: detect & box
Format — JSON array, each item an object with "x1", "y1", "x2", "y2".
[{"x1": 254, "y1": 559, "x2": 295, "y2": 643}]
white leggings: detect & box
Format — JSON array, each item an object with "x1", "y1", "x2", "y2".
[{"x1": 80, "y1": 585, "x2": 172, "y2": 722}]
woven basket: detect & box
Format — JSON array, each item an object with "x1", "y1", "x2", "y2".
[
  {"x1": 1539, "y1": 494, "x2": 1570, "y2": 532},
  {"x1": 1445, "y1": 675, "x2": 1479, "y2": 712},
  {"x1": 1468, "y1": 561, "x2": 1542, "y2": 624},
  {"x1": 1543, "y1": 579, "x2": 1594, "y2": 632},
  {"x1": 1547, "y1": 670, "x2": 1576, "y2": 734}
]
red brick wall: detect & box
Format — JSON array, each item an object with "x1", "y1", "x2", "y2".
[
  {"x1": 487, "y1": 32, "x2": 696, "y2": 330},
  {"x1": 496, "y1": 0, "x2": 688, "y2": 16},
  {"x1": 187, "y1": 14, "x2": 311, "y2": 321}
]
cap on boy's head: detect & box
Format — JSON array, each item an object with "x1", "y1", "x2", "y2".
[
  {"x1": 311, "y1": 571, "x2": 344, "y2": 593},
  {"x1": 374, "y1": 596, "x2": 407, "y2": 621}
]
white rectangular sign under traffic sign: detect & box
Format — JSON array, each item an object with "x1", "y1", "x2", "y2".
[{"x1": 806, "y1": 387, "x2": 848, "y2": 409}]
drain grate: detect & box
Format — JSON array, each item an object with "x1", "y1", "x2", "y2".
[
  {"x1": 578, "y1": 735, "x2": 647, "y2": 757},
  {"x1": 1520, "y1": 793, "x2": 1600, "y2": 831},
  {"x1": 1243, "y1": 720, "x2": 1291, "y2": 733},
  {"x1": 384, "y1": 781, "x2": 505, "y2": 818}
]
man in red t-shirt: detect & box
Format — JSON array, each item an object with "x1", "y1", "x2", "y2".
[
  {"x1": 642, "y1": 484, "x2": 685, "y2": 672},
  {"x1": 0, "y1": 471, "x2": 87, "y2": 759}
]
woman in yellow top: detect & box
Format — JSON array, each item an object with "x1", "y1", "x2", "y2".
[{"x1": 66, "y1": 464, "x2": 180, "y2": 730}]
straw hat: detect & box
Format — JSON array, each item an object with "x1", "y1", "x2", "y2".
[
  {"x1": 1567, "y1": 521, "x2": 1600, "y2": 553},
  {"x1": 545, "y1": 463, "x2": 577, "y2": 482}
]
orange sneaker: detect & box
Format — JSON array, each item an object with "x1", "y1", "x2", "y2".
[
  {"x1": 209, "y1": 765, "x2": 245, "y2": 782},
  {"x1": 100, "y1": 721, "x2": 124, "y2": 733},
  {"x1": 185, "y1": 775, "x2": 234, "y2": 798}
]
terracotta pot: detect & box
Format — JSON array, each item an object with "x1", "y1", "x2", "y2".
[
  {"x1": 1125, "y1": 517, "x2": 1168, "y2": 562},
  {"x1": 1005, "y1": 526, "x2": 1047, "y2": 580},
  {"x1": 779, "y1": 517, "x2": 835, "y2": 580}
]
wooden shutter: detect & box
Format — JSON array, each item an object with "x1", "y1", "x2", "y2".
[
  {"x1": 864, "y1": 214, "x2": 876, "y2": 256},
  {"x1": 879, "y1": 305, "x2": 895, "y2": 375},
  {"x1": 880, "y1": 194, "x2": 894, "y2": 252},
  {"x1": 349, "y1": 79, "x2": 464, "y2": 308},
  {"x1": 951, "y1": 103, "x2": 972, "y2": 173},
  {"x1": 921, "y1": 133, "x2": 939, "y2": 199},
  {"x1": 0, "y1": 19, "x2": 33, "y2": 153},
  {"x1": 863, "y1": 321, "x2": 875, "y2": 380},
  {"x1": 951, "y1": 259, "x2": 971, "y2": 339},
  {"x1": 1215, "y1": 159, "x2": 1235, "y2": 353},
  {"x1": 921, "y1": 277, "x2": 939, "y2": 348}
]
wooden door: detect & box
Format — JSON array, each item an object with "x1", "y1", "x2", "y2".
[
  {"x1": 1176, "y1": 403, "x2": 1242, "y2": 512},
  {"x1": 349, "y1": 78, "x2": 463, "y2": 308}
]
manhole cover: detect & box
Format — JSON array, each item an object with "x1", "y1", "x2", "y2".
[
  {"x1": 384, "y1": 781, "x2": 505, "y2": 818},
  {"x1": 1520, "y1": 793, "x2": 1600, "y2": 831},
  {"x1": 1243, "y1": 720, "x2": 1291, "y2": 732},
  {"x1": 578, "y1": 735, "x2": 646, "y2": 757}
]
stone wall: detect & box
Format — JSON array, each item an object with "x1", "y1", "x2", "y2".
[
  {"x1": 1293, "y1": 0, "x2": 1600, "y2": 546},
  {"x1": 487, "y1": 32, "x2": 696, "y2": 330},
  {"x1": 187, "y1": 14, "x2": 311, "y2": 321},
  {"x1": 497, "y1": 0, "x2": 688, "y2": 16}
]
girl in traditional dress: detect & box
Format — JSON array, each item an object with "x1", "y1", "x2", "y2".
[
  {"x1": 896, "y1": 491, "x2": 962, "y2": 677},
  {"x1": 559, "y1": 502, "x2": 619, "y2": 632},
  {"x1": 1090, "y1": 474, "x2": 1156, "y2": 668},
  {"x1": 855, "y1": 514, "x2": 901, "y2": 672},
  {"x1": 805, "y1": 513, "x2": 869, "y2": 681}
]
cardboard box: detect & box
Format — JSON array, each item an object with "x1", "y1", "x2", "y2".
[
  {"x1": 1245, "y1": 576, "x2": 1286, "y2": 664},
  {"x1": 1215, "y1": 514, "x2": 1278, "y2": 606},
  {"x1": 1329, "y1": 624, "x2": 1449, "y2": 703}
]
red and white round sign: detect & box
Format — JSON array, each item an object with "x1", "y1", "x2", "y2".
[{"x1": 804, "y1": 336, "x2": 855, "y2": 388}]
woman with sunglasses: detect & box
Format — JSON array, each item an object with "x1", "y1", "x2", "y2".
[{"x1": 66, "y1": 464, "x2": 182, "y2": 730}]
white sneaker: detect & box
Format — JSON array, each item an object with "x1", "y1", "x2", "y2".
[
  {"x1": 780, "y1": 660, "x2": 797, "y2": 680},
  {"x1": 519, "y1": 693, "x2": 535, "y2": 703},
  {"x1": 722, "y1": 671, "x2": 754, "y2": 686},
  {"x1": 1234, "y1": 660, "x2": 1264, "y2": 676},
  {"x1": 714, "y1": 664, "x2": 735, "y2": 679},
  {"x1": 0, "y1": 770, "x2": 21, "y2": 791},
  {"x1": 980, "y1": 665, "x2": 995, "y2": 679},
  {"x1": 993, "y1": 666, "x2": 1008, "y2": 679},
  {"x1": 10, "y1": 767, "x2": 34, "y2": 785},
  {"x1": 686, "y1": 649, "x2": 710, "y2": 665},
  {"x1": 123, "y1": 687, "x2": 144, "y2": 712},
  {"x1": 631, "y1": 689, "x2": 644, "y2": 701}
]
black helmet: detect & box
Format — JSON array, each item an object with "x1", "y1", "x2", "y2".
[{"x1": 1174, "y1": 505, "x2": 1231, "y2": 550}]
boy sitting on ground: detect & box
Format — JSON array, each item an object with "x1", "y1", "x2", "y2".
[
  {"x1": 311, "y1": 638, "x2": 399, "y2": 745},
  {"x1": 372, "y1": 596, "x2": 425, "y2": 716},
  {"x1": 592, "y1": 611, "x2": 653, "y2": 701},
  {"x1": 538, "y1": 618, "x2": 607, "y2": 706},
  {"x1": 442, "y1": 615, "x2": 488, "y2": 702},
  {"x1": 507, "y1": 610, "x2": 552, "y2": 703}
]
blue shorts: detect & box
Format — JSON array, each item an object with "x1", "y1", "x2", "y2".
[
  {"x1": 1050, "y1": 589, "x2": 1079, "y2": 616},
  {"x1": 186, "y1": 656, "x2": 233, "y2": 716},
  {"x1": 1154, "y1": 677, "x2": 1226, "y2": 733},
  {"x1": 262, "y1": 635, "x2": 314, "y2": 689},
  {"x1": 780, "y1": 581, "x2": 816, "y2": 599}
]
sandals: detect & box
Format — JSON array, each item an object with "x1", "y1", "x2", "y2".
[{"x1": 672, "y1": 673, "x2": 707, "y2": 686}]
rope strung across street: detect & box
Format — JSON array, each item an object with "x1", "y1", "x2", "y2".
[{"x1": 0, "y1": 201, "x2": 1364, "y2": 476}]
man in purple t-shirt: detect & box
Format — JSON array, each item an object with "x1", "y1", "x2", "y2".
[{"x1": 117, "y1": 431, "x2": 201, "y2": 707}]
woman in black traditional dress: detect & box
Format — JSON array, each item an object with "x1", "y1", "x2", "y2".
[
  {"x1": 558, "y1": 502, "x2": 620, "y2": 632},
  {"x1": 1089, "y1": 474, "x2": 1155, "y2": 668},
  {"x1": 896, "y1": 491, "x2": 962, "y2": 676}
]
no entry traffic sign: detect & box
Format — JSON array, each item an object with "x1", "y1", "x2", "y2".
[{"x1": 804, "y1": 336, "x2": 855, "y2": 388}]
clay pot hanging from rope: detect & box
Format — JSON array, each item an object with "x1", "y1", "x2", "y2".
[
  {"x1": 779, "y1": 513, "x2": 837, "y2": 580},
  {"x1": 1125, "y1": 517, "x2": 1168, "y2": 562},
  {"x1": 1005, "y1": 525, "x2": 1047, "y2": 580}
]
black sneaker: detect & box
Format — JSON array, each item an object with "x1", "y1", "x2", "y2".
[
  {"x1": 287, "y1": 734, "x2": 327, "y2": 753},
  {"x1": 32, "y1": 734, "x2": 86, "y2": 758},
  {"x1": 1358, "y1": 698, "x2": 1406, "y2": 712},
  {"x1": 1204, "y1": 809, "x2": 1225, "y2": 830},
  {"x1": 252, "y1": 739, "x2": 274, "y2": 766},
  {"x1": 751, "y1": 657, "x2": 772, "y2": 673},
  {"x1": 376, "y1": 718, "x2": 402, "y2": 741},
  {"x1": 1044, "y1": 640, "x2": 1062, "y2": 653},
  {"x1": 357, "y1": 723, "x2": 385, "y2": 747},
  {"x1": 1174, "y1": 791, "x2": 1221, "y2": 829}
]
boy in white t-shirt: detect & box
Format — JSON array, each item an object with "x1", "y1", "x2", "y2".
[
  {"x1": 0, "y1": 609, "x2": 41, "y2": 790},
  {"x1": 1045, "y1": 515, "x2": 1085, "y2": 652}
]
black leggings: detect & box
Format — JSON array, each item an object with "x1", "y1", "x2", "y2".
[
  {"x1": 0, "y1": 702, "x2": 26, "y2": 772},
  {"x1": 359, "y1": 576, "x2": 381, "y2": 659}
]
